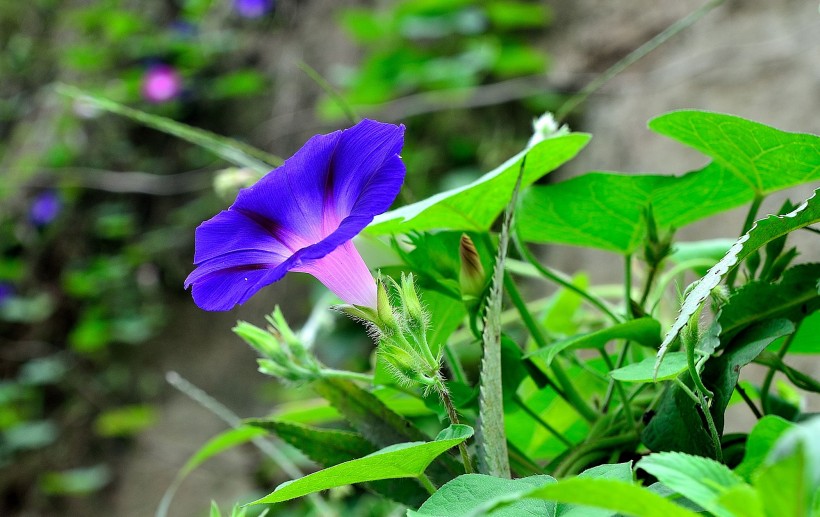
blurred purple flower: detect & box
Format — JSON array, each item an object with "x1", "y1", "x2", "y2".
[
  {"x1": 234, "y1": 0, "x2": 274, "y2": 18},
  {"x1": 0, "y1": 282, "x2": 13, "y2": 306},
  {"x1": 30, "y1": 190, "x2": 62, "y2": 226},
  {"x1": 185, "y1": 119, "x2": 405, "y2": 311},
  {"x1": 141, "y1": 64, "x2": 182, "y2": 103}
]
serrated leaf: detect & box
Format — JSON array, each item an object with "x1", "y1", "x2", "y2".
[
  {"x1": 368, "y1": 133, "x2": 590, "y2": 235},
  {"x1": 311, "y1": 378, "x2": 463, "y2": 484},
  {"x1": 648, "y1": 110, "x2": 820, "y2": 196},
  {"x1": 636, "y1": 452, "x2": 745, "y2": 517},
  {"x1": 610, "y1": 352, "x2": 688, "y2": 383},
  {"x1": 527, "y1": 317, "x2": 661, "y2": 366},
  {"x1": 245, "y1": 417, "x2": 429, "y2": 506},
  {"x1": 656, "y1": 188, "x2": 820, "y2": 375},
  {"x1": 245, "y1": 419, "x2": 376, "y2": 466},
  {"x1": 485, "y1": 477, "x2": 700, "y2": 517},
  {"x1": 57, "y1": 84, "x2": 281, "y2": 173},
  {"x1": 247, "y1": 425, "x2": 473, "y2": 505},
  {"x1": 409, "y1": 474, "x2": 557, "y2": 517}
]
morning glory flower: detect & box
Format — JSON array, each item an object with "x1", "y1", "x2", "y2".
[
  {"x1": 30, "y1": 190, "x2": 62, "y2": 226},
  {"x1": 185, "y1": 119, "x2": 405, "y2": 311}
]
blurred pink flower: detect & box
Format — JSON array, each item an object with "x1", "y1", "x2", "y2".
[{"x1": 141, "y1": 65, "x2": 182, "y2": 103}]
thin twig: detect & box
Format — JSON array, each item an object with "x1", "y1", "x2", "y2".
[{"x1": 556, "y1": 0, "x2": 727, "y2": 121}]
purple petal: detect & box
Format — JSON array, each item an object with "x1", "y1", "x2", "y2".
[
  {"x1": 232, "y1": 130, "x2": 343, "y2": 242},
  {"x1": 292, "y1": 240, "x2": 376, "y2": 307},
  {"x1": 186, "y1": 119, "x2": 405, "y2": 311},
  {"x1": 328, "y1": 120, "x2": 405, "y2": 219},
  {"x1": 192, "y1": 209, "x2": 296, "y2": 264}
]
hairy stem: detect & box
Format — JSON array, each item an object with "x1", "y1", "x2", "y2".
[{"x1": 436, "y1": 381, "x2": 474, "y2": 474}]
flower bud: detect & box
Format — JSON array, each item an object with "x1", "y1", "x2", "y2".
[
  {"x1": 459, "y1": 234, "x2": 486, "y2": 301},
  {"x1": 376, "y1": 278, "x2": 399, "y2": 332},
  {"x1": 400, "y1": 273, "x2": 427, "y2": 332},
  {"x1": 234, "y1": 321, "x2": 288, "y2": 363}
]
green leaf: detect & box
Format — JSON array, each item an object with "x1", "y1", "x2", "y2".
[
  {"x1": 180, "y1": 426, "x2": 267, "y2": 478},
  {"x1": 367, "y1": 133, "x2": 590, "y2": 235},
  {"x1": 518, "y1": 165, "x2": 751, "y2": 253},
  {"x1": 247, "y1": 425, "x2": 473, "y2": 505},
  {"x1": 312, "y1": 378, "x2": 430, "y2": 446},
  {"x1": 754, "y1": 444, "x2": 810, "y2": 517},
  {"x1": 734, "y1": 415, "x2": 795, "y2": 481},
  {"x1": 311, "y1": 378, "x2": 463, "y2": 484},
  {"x1": 490, "y1": 477, "x2": 700, "y2": 517},
  {"x1": 556, "y1": 462, "x2": 633, "y2": 517},
  {"x1": 94, "y1": 404, "x2": 156, "y2": 437},
  {"x1": 770, "y1": 309, "x2": 820, "y2": 354},
  {"x1": 708, "y1": 319, "x2": 795, "y2": 433},
  {"x1": 755, "y1": 417, "x2": 820, "y2": 515},
  {"x1": 40, "y1": 465, "x2": 111, "y2": 496},
  {"x1": 642, "y1": 320, "x2": 795, "y2": 457},
  {"x1": 409, "y1": 474, "x2": 557, "y2": 517},
  {"x1": 527, "y1": 317, "x2": 661, "y2": 366},
  {"x1": 520, "y1": 112, "x2": 820, "y2": 254},
  {"x1": 245, "y1": 418, "x2": 428, "y2": 506},
  {"x1": 656, "y1": 188, "x2": 820, "y2": 374},
  {"x1": 246, "y1": 419, "x2": 376, "y2": 466},
  {"x1": 57, "y1": 84, "x2": 282, "y2": 173},
  {"x1": 718, "y1": 264, "x2": 820, "y2": 342},
  {"x1": 648, "y1": 110, "x2": 820, "y2": 196},
  {"x1": 636, "y1": 452, "x2": 745, "y2": 517},
  {"x1": 714, "y1": 484, "x2": 765, "y2": 517},
  {"x1": 610, "y1": 352, "x2": 688, "y2": 382}
]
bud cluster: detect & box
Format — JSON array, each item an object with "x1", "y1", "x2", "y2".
[
  {"x1": 338, "y1": 273, "x2": 442, "y2": 392},
  {"x1": 233, "y1": 307, "x2": 322, "y2": 383}
]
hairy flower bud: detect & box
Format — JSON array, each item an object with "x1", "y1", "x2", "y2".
[{"x1": 459, "y1": 234, "x2": 486, "y2": 302}]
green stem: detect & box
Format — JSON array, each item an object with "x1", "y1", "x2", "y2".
[
  {"x1": 727, "y1": 194, "x2": 763, "y2": 288},
  {"x1": 417, "y1": 474, "x2": 437, "y2": 495},
  {"x1": 443, "y1": 342, "x2": 468, "y2": 385},
  {"x1": 553, "y1": 433, "x2": 639, "y2": 478},
  {"x1": 638, "y1": 261, "x2": 660, "y2": 310},
  {"x1": 513, "y1": 394, "x2": 573, "y2": 447},
  {"x1": 598, "y1": 351, "x2": 637, "y2": 432},
  {"x1": 504, "y1": 273, "x2": 598, "y2": 422},
  {"x1": 297, "y1": 61, "x2": 359, "y2": 124},
  {"x1": 760, "y1": 329, "x2": 797, "y2": 413},
  {"x1": 436, "y1": 381, "x2": 474, "y2": 474},
  {"x1": 513, "y1": 232, "x2": 622, "y2": 324},
  {"x1": 624, "y1": 254, "x2": 634, "y2": 318},
  {"x1": 735, "y1": 382, "x2": 762, "y2": 420},
  {"x1": 555, "y1": 0, "x2": 726, "y2": 121},
  {"x1": 699, "y1": 390, "x2": 723, "y2": 463},
  {"x1": 321, "y1": 369, "x2": 375, "y2": 384},
  {"x1": 163, "y1": 372, "x2": 335, "y2": 516}
]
